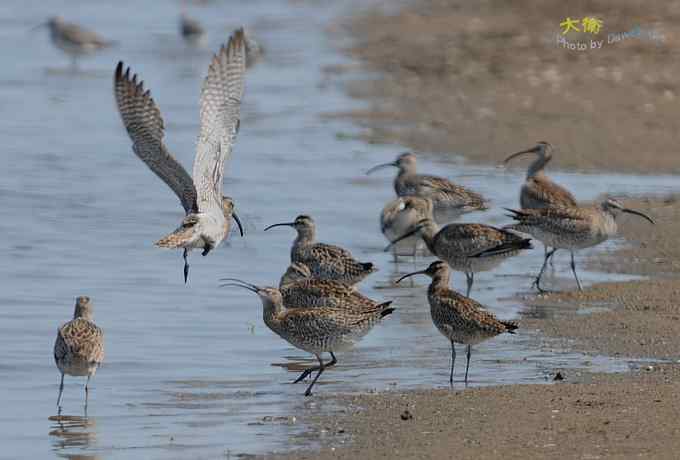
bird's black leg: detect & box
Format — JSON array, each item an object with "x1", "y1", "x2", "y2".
[
  {"x1": 293, "y1": 352, "x2": 337, "y2": 384},
  {"x1": 464, "y1": 344, "x2": 472, "y2": 387},
  {"x1": 465, "y1": 272, "x2": 474, "y2": 297},
  {"x1": 56, "y1": 373, "x2": 64, "y2": 408},
  {"x1": 183, "y1": 249, "x2": 190, "y2": 284},
  {"x1": 304, "y1": 354, "x2": 327, "y2": 397},
  {"x1": 84, "y1": 375, "x2": 90, "y2": 413},
  {"x1": 533, "y1": 248, "x2": 556, "y2": 292},
  {"x1": 293, "y1": 367, "x2": 316, "y2": 384},
  {"x1": 570, "y1": 251, "x2": 583, "y2": 291},
  {"x1": 449, "y1": 341, "x2": 456, "y2": 386},
  {"x1": 546, "y1": 245, "x2": 556, "y2": 268}
]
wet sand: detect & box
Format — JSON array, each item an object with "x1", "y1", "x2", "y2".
[
  {"x1": 263, "y1": 1, "x2": 680, "y2": 458},
  {"x1": 269, "y1": 365, "x2": 680, "y2": 460},
  {"x1": 336, "y1": 0, "x2": 679, "y2": 173}
]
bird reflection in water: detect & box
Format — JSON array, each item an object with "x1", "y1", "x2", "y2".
[{"x1": 48, "y1": 413, "x2": 97, "y2": 454}]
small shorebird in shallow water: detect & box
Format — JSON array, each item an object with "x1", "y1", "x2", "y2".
[
  {"x1": 397, "y1": 261, "x2": 517, "y2": 386},
  {"x1": 504, "y1": 141, "x2": 577, "y2": 264},
  {"x1": 264, "y1": 215, "x2": 377, "y2": 285},
  {"x1": 505, "y1": 198, "x2": 655, "y2": 292},
  {"x1": 54, "y1": 297, "x2": 104, "y2": 410},
  {"x1": 114, "y1": 29, "x2": 246, "y2": 283},
  {"x1": 37, "y1": 16, "x2": 114, "y2": 68},
  {"x1": 386, "y1": 217, "x2": 532, "y2": 296},
  {"x1": 380, "y1": 196, "x2": 433, "y2": 259},
  {"x1": 222, "y1": 279, "x2": 394, "y2": 396},
  {"x1": 367, "y1": 152, "x2": 488, "y2": 223},
  {"x1": 180, "y1": 12, "x2": 207, "y2": 46}
]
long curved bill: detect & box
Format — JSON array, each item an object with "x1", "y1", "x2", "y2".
[
  {"x1": 366, "y1": 161, "x2": 397, "y2": 175},
  {"x1": 29, "y1": 21, "x2": 48, "y2": 32},
  {"x1": 232, "y1": 211, "x2": 244, "y2": 237},
  {"x1": 622, "y1": 208, "x2": 655, "y2": 224},
  {"x1": 263, "y1": 222, "x2": 295, "y2": 232},
  {"x1": 384, "y1": 227, "x2": 420, "y2": 252},
  {"x1": 503, "y1": 146, "x2": 539, "y2": 164},
  {"x1": 395, "y1": 269, "x2": 427, "y2": 284},
  {"x1": 218, "y1": 277, "x2": 259, "y2": 293}
]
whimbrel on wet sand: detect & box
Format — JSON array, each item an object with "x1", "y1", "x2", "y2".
[
  {"x1": 505, "y1": 198, "x2": 655, "y2": 292},
  {"x1": 54, "y1": 297, "x2": 104, "y2": 409},
  {"x1": 380, "y1": 196, "x2": 433, "y2": 259},
  {"x1": 38, "y1": 16, "x2": 114, "y2": 68},
  {"x1": 386, "y1": 217, "x2": 532, "y2": 296},
  {"x1": 504, "y1": 141, "x2": 577, "y2": 264},
  {"x1": 264, "y1": 215, "x2": 377, "y2": 285},
  {"x1": 367, "y1": 152, "x2": 488, "y2": 223},
  {"x1": 397, "y1": 261, "x2": 517, "y2": 386},
  {"x1": 221, "y1": 280, "x2": 394, "y2": 396},
  {"x1": 114, "y1": 28, "x2": 246, "y2": 283}
]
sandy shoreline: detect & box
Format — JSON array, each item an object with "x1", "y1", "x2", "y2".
[
  {"x1": 263, "y1": 1, "x2": 680, "y2": 458},
  {"x1": 338, "y1": 0, "x2": 679, "y2": 173}
]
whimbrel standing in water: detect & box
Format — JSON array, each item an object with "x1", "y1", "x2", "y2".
[
  {"x1": 222, "y1": 279, "x2": 394, "y2": 396},
  {"x1": 504, "y1": 141, "x2": 577, "y2": 264},
  {"x1": 397, "y1": 261, "x2": 517, "y2": 386},
  {"x1": 54, "y1": 296, "x2": 104, "y2": 409},
  {"x1": 38, "y1": 17, "x2": 114, "y2": 68},
  {"x1": 264, "y1": 215, "x2": 377, "y2": 285},
  {"x1": 114, "y1": 29, "x2": 246, "y2": 283},
  {"x1": 380, "y1": 196, "x2": 433, "y2": 259},
  {"x1": 505, "y1": 198, "x2": 654, "y2": 292},
  {"x1": 367, "y1": 152, "x2": 487, "y2": 223},
  {"x1": 386, "y1": 217, "x2": 532, "y2": 296}
]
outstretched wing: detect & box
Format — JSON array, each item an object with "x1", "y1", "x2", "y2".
[
  {"x1": 114, "y1": 62, "x2": 197, "y2": 214},
  {"x1": 193, "y1": 28, "x2": 246, "y2": 212}
]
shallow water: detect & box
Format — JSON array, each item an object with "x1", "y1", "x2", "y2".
[{"x1": 1, "y1": 1, "x2": 679, "y2": 458}]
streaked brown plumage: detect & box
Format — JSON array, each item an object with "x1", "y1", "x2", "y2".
[
  {"x1": 269, "y1": 263, "x2": 387, "y2": 312},
  {"x1": 504, "y1": 142, "x2": 577, "y2": 210},
  {"x1": 386, "y1": 217, "x2": 532, "y2": 296},
  {"x1": 505, "y1": 197, "x2": 654, "y2": 292},
  {"x1": 397, "y1": 261, "x2": 517, "y2": 385},
  {"x1": 504, "y1": 141, "x2": 577, "y2": 262},
  {"x1": 221, "y1": 280, "x2": 394, "y2": 396},
  {"x1": 264, "y1": 215, "x2": 377, "y2": 285},
  {"x1": 380, "y1": 196, "x2": 433, "y2": 258},
  {"x1": 367, "y1": 152, "x2": 488, "y2": 223},
  {"x1": 279, "y1": 262, "x2": 314, "y2": 288},
  {"x1": 54, "y1": 296, "x2": 104, "y2": 408}
]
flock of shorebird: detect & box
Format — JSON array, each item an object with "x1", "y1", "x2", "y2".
[{"x1": 48, "y1": 19, "x2": 656, "y2": 410}]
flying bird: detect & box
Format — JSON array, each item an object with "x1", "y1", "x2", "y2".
[{"x1": 114, "y1": 29, "x2": 246, "y2": 282}]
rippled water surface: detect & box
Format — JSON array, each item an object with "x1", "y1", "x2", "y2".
[{"x1": 1, "y1": 1, "x2": 679, "y2": 458}]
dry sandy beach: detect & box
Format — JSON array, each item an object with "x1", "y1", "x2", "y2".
[{"x1": 264, "y1": 1, "x2": 680, "y2": 458}]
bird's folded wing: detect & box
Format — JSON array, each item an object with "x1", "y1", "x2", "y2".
[
  {"x1": 435, "y1": 224, "x2": 503, "y2": 255},
  {"x1": 193, "y1": 28, "x2": 246, "y2": 212},
  {"x1": 511, "y1": 207, "x2": 592, "y2": 235},
  {"x1": 62, "y1": 22, "x2": 109, "y2": 47},
  {"x1": 114, "y1": 62, "x2": 197, "y2": 214},
  {"x1": 524, "y1": 177, "x2": 577, "y2": 207}
]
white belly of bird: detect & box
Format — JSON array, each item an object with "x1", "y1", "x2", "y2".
[
  {"x1": 528, "y1": 227, "x2": 609, "y2": 250},
  {"x1": 445, "y1": 252, "x2": 513, "y2": 274},
  {"x1": 57, "y1": 357, "x2": 98, "y2": 377}
]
